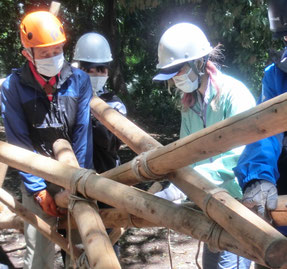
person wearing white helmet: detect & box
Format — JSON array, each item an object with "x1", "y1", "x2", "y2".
[
  {"x1": 74, "y1": 32, "x2": 127, "y2": 173},
  {"x1": 153, "y1": 22, "x2": 255, "y2": 269}
]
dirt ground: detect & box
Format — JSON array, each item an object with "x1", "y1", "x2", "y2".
[{"x1": 0, "y1": 121, "x2": 255, "y2": 268}]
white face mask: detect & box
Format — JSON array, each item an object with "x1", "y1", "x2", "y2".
[
  {"x1": 172, "y1": 67, "x2": 199, "y2": 93},
  {"x1": 35, "y1": 53, "x2": 64, "y2": 77},
  {"x1": 89, "y1": 75, "x2": 108, "y2": 95}
]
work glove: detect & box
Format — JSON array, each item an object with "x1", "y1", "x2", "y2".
[
  {"x1": 34, "y1": 189, "x2": 60, "y2": 217},
  {"x1": 155, "y1": 183, "x2": 187, "y2": 204},
  {"x1": 242, "y1": 180, "x2": 278, "y2": 222}
]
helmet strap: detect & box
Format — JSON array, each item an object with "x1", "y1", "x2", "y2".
[
  {"x1": 25, "y1": 48, "x2": 35, "y2": 64},
  {"x1": 188, "y1": 55, "x2": 209, "y2": 77}
]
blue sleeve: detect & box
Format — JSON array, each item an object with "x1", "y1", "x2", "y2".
[
  {"x1": 234, "y1": 65, "x2": 284, "y2": 188},
  {"x1": 71, "y1": 74, "x2": 94, "y2": 169},
  {"x1": 1, "y1": 75, "x2": 46, "y2": 193}
]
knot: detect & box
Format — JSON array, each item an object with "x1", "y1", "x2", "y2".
[
  {"x1": 206, "y1": 221, "x2": 224, "y2": 253},
  {"x1": 76, "y1": 251, "x2": 90, "y2": 269},
  {"x1": 70, "y1": 168, "x2": 97, "y2": 198},
  {"x1": 131, "y1": 148, "x2": 165, "y2": 182},
  {"x1": 67, "y1": 168, "x2": 97, "y2": 269}
]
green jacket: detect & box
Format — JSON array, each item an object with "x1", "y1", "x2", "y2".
[{"x1": 180, "y1": 72, "x2": 255, "y2": 198}]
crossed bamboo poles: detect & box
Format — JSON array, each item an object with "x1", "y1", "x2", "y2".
[{"x1": 1, "y1": 92, "x2": 287, "y2": 268}]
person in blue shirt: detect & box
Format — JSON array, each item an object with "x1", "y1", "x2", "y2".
[
  {"x1": 234, "y1": 1, "x2": 287, "y2": 268},
  {"x1": 1, "y1": 11, "x2": 93, "y2": 269}
]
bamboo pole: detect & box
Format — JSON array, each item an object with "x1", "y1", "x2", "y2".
[
  {"x1": 0, "y1": 162, "x2": 8, "y2": 187},
  {"x1": 0, "y1": 187, "x2": 81, "y2": 259},
  {"x1": 108, "y1": 181, "x2": 162, "y2": 245},
  {"x1": 49, "y1": 1, "x2": 61, "y2": 16},
  {"x1": 52, "y1": 139, "x2": 121, "y2": 269},
  {"x1": 0, "y1": 155, "x2": 22, "y2": 232},
  {"x1": 58, "y1": 208, "x2": 156, "y2": 230},
  {"x1": 0, "y1": 141, "x2": 264, "y2": 264},
  {"x1": 90, "y1": 96, "x2": 287, "y2": 268},
  {"x1": 90, "y1": 92, "x2": 287, "y2": 182},
  {"x1": 271, "y1": 195, "x2": 287, "y2": 226}
]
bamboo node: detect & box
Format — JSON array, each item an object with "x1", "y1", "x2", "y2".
[{"x1": 131, "y1": 150, "x2": 165, "y2": 181}]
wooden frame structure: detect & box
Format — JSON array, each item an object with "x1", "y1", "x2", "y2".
[{"x1": 1, "y1": 93, "x2": 287, "y2": 268}]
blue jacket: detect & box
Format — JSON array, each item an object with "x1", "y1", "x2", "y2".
[
  {"x1": 1, "y1": 61, "x2": 93, "y2": 193},
  {"x1": 234, "y1": 63, "x2": 287, "y2": 188}
]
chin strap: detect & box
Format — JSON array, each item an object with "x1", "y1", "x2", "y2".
[{"x1": 187, "y1": 55, "x2": 209, "y2": 91}]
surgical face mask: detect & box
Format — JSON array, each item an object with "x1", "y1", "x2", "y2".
[
  {"x1": 35, "y1": 53, "x2": 64, "y2": 77},
  {"x1": 89, "y1": 75, "x2": 108, "y2": 95},
  {"x1": 172, "y1": 67, "x2": 199, "y2": 93}
]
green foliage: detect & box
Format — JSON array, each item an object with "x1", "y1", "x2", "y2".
[{"x1": 0, "y1": 0, "x2": 284, "y2": 129}]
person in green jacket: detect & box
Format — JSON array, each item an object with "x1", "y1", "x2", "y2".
[{"x1": 153, "y1": 22, "x2": 255, "y2": 269}]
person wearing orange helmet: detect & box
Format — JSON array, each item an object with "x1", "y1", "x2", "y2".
[{"x1": 1, "y1": 11, "x2": 93, "y2": 269}]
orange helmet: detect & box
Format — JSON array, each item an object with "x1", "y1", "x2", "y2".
[{"x1": 20, "y1": 11, "x2": 66, "y2": 48}]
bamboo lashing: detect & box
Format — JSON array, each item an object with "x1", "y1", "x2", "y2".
[
  {"x1": 0, "y1": 187, "x2": 81, "y2": 259},
  {"x1": 0, "y1": 141, "x2": 264, "y2": 264},
  {"x1": 90, "y1": 95, "x2": 287, "y2": 268},
  {"x1": 53, "y1": 139, "x2": 121, "y2": 269}
]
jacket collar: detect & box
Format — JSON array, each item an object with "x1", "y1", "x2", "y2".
[{"x1": 17, "y1": 60, "x2": 72, "y2": 91}]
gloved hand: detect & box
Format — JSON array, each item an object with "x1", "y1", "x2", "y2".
[
  {"x1": 155, "y1": 183, "x2": 187, "y2": 204},
  {"x1": 242, "y1": 180, "x2": 278, "y2": 221},
  {"x1": 34, "y1": 189, "x2": 59, "y2": 217}
]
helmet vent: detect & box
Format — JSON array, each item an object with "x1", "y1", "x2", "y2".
[
  {"x1": 23, "y1": 25, "x2": 27, "y2": 34},
  {"x1": 184, "y1": 53, "x2": 189, "y2": 58},
  {"x1": 27, "y1": 32, "x2": 33, "y2": 40},
  {"x1": 59, "y1": 26, "x2": 64, "y2": 34}
]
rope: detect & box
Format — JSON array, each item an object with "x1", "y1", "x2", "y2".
[
  {"x1": 195, "y1": 220, "x2": 223, "y2": 268},
  {"x1": 167, "y1": 229, "x2": 174, "y2": 269},
  {"x1": 70, "y1": 169, "x2": 96, "y2": 198},
  {"x1": 131, "y1": 149, "x2": 165, "y2": 182},
  {"x1": 195, "y1": 240, "x2": 202, "y2": 269},
  {"x1": 202, "y1": 188, "x2": 228, "y2": 218},
  {"x1": 76, "y1": 251, "x2": 90, "y2": 269},
  {"x1": 67, "y1": 168, "x2": 96, "y2": 269}
]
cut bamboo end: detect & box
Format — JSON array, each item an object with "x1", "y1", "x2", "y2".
[{"x1": 265, "y1": 239, "x2": 287, "y2": 268}]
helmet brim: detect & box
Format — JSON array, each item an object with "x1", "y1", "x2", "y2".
[
  {"x1": 153, "y1": 63, "x2": 184, "y2": 81},
  {"x1": 79, "y1": 61, "x2": 111, "y2": 70},
  {"x1": 153, "y1": 72, "x2": 178, "y2": 81}
]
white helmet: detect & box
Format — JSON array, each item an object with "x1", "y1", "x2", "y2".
[
  {"x1": 157, "y1": 23, "x2": 212, "y2": 69},
  {"x1": 73, "y1": 32, "x2": 113, "y2": 64}
]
